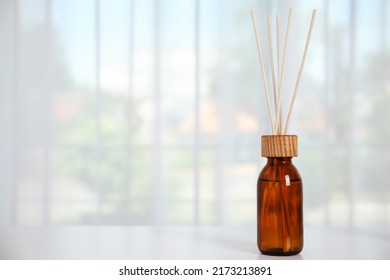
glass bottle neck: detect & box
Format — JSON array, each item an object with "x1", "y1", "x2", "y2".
[{"x1": 266, "y1": 157, "x2": 293, "y2": 165}]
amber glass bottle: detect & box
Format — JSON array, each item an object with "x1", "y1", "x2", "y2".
[{"x1": 257, "y1": 135, "x2": 303, "y2": 256}]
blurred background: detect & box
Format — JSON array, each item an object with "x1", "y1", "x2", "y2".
[{"x1": 0, "y1": 0, "x2": 389, "y2": 227}]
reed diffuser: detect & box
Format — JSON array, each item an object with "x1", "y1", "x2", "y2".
[{"x1": 251, "y1": 9, "x2": 316, "y2": 256}]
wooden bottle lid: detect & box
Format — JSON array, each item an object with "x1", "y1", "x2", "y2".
[{"x1": 261, "y1": 135, "x2": 298, "y2": 157}]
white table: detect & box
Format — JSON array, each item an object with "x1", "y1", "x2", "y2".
[{"x1": 0, "y1": 226, "x2": 389, "y2": 259}]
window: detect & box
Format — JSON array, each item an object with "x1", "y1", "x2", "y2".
[{"x1": 0, "y1": 0, "x2": 389, "y2": 227}]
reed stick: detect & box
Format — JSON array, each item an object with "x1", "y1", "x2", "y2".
[
  {"x1": 284, "y1": 9, "x2": 317, "y2": 134},
  {"x1": 276, "y1": 14, "x2": 282, "y2": 134},
  {"x1": 274, "y1": 8, "x2": 292, "y2": 135},
  {"x1": 276, "y1": 15, "x2": 281, "y2": 82},
  {"x1": 251, "y1": 10, "x2": 276, "y2": 134},
  {"x1": 267, "y1": 16, "x2": 278, "y2": 116}
]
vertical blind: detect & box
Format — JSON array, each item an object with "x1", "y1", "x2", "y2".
[{"x1": 0, "y1": 0, "x2": 390, "y2": 227}]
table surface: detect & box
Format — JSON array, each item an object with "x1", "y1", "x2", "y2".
[{"x1": 0, "y1": 226, "x2": 389, "y2": 260}]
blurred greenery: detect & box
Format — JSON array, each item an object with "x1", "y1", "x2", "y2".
[{"x1": 359, "y1": 51, "x2": 390, "y2": 199}]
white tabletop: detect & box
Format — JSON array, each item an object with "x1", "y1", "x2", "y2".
[{"x1": 0, "y1": 226, "x2": 389, "y2": 260}]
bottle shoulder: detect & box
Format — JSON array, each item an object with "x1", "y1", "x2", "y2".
[{"x1": 259, "y1": 158, "x2": 301, "y2": 181}]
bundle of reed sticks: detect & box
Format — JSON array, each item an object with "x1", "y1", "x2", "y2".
[{"x1": 251, "y1": 8, "x2": 316, "y2": 135}]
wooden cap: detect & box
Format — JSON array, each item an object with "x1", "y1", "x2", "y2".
[{"x1": 261, "y1": 135, "x2": 298, "y2": 157}]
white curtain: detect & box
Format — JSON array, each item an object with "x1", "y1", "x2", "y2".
[{"x1": 0, "y1": 0, "x2": 389, "y2": 227}]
